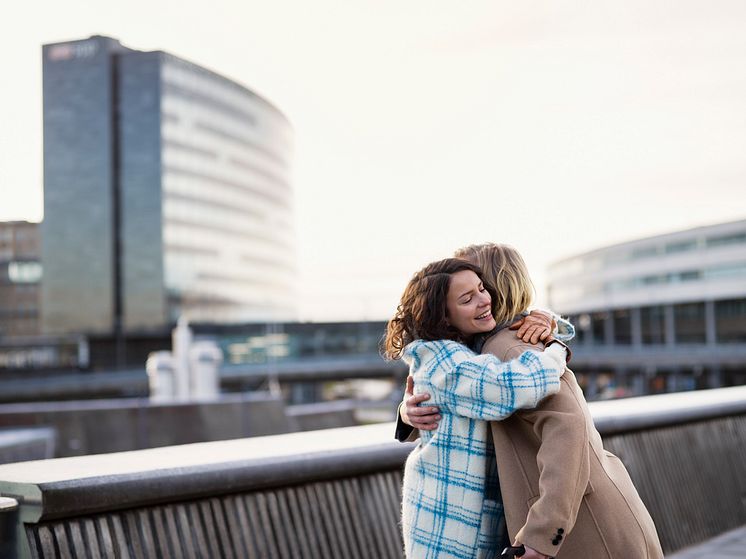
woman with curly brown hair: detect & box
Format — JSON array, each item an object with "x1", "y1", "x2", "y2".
[{"x1": 383, "y1": 257, "x2": 568, "y2": 559}]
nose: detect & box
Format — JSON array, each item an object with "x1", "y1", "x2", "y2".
[{"x1": 478, "y1": 290, "x2": 491, "y2": 308}]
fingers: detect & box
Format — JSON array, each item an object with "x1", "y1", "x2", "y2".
[
  {"x1": 405, "y1": 392, "x2": 440, "y2": 430},
  {"x1": 406, "y1": 392, "x2": 431, "y2": 406},
  {"x1": 515, "y1": 323, "x2": 532, "y2": 340},
  {"x1": 516, "y1": 311, "x2": 554, "y2": 343},
  {"x1": 530, "y1": 326, "x2": 550, "y2": 344},
  {"x1": 508, "y1": 317, "x2": 525, "y2": 331},
  {"x1": 410, "y1": 412, "x2": 441, "y2": 430},
  {"x1": 518, "y1": 324, "x2": 539, "y2": 343},
  {"x1": 408, "y1": 405, "x2": 439, "y2": 417}
]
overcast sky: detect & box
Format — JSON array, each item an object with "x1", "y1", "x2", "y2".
[{"x1": 1, "y1": 1, "x2": 745, "y2": 320}]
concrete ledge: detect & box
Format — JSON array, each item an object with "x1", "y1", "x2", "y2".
[
  {"x1": 0, "y1": 393, "x2": 292, "y2": 456},
  {"x1": 0, "y1": 423, "x2": 413, "y2": 522}
]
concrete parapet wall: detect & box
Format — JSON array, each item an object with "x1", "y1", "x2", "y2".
[
  {"x1": 0, "y1": 387, "x2": 744, "y2": 558},
  {"x1": 286, "y1": 399, "x2": 359, "y2": 431},
  {"x1": 0, "y1": 429, "x2": 55, "y2": 465},
  {"x1": 0, "y1": 394, "x2": 291, "y2": 457}
]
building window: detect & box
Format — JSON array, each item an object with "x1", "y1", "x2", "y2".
[
  {"x1": 715, "y1": 298, "x2": 746, "y2": 343},
  {"x1": 572, "y1": 314, "x2": 589, "y2": 344},
  {"x1": 640, "y1": 305, "x2": 666, "y2": 344},
  {"x1": 8, "y1": 261, "x2": 42, "y2": 284},
  {"x1": 674, "y1": 302, "x2": 706, "y2": 343},
  {"x1": 613, "y1": 309, "x2": 632, "y2": 345},
  {"x1": 589, "y1": 312, "x2": 608, "y2": 344},
  {"x1": 630, "y1": 245, "x2": 660, "y2": 260},
  {"x1": 706, "y1": 232, "x2": 746, "y2": 248},
  {"x1": 664, "y1": 239, "x2": 698, "y2": 254}
]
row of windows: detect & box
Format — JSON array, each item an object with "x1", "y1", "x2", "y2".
[
  {"x1": 162, "y1": 165, "x2": 291, "y2": 225},
  {"x1": 163, "y1": 222, "x2": 295, "y2": 272},
  {"x1": 195, "y1": 121, "x2": 289, "y2": 168},
  {"x1": 162, "y1": 243, "x2": 220, "y2": 258},
  {"x1": 196, "y1": 271, "x2": 293, "y2": 291},
  {"x1": 0, "y1": 228, "x2": 38, "y2": 242},
  {"x1": 163, "y1": 164, "x2": 291, "y2": 209},
  {"x1": 1, "y1": 262, "x2": 43, "y2": 284},
  {"x1": 165, "y1": 277, "x2": 293, "y2": 311},
  {"x1": 162, "y1": 81, "x2": 257, "y2": 128},
  {"x1": 240, "y1": 253, "x2": 296, "y2": 274},
  {"x1": 164, "y1": 190, "x2": 265, "y2": 221},
  {"x1": 162, "y1": 242, "x2": 295, "y2": 275},
  {"x1": 161, "y1": 87, "x2": 292, "y2": 169},
  {"x1": 163, "y1": 246, "x2": 296, "y2": 290},
  {"x1": 608, "y1": 263, "x2": 746, "y2": 291},
  {"x1": 163, "y1": 194, "x2": 293, "y2": 250},
  {"x1": 570, "y1": 298, "x2": 746, "y2": 345},
  {"x1": 554, "y1": 262, "x2": 746, "y2": 300},
  {"x1": 161, "y1": 100, "x2": 290, "y2": 185},
  {"x1": 228, "y1": 156, "x2": 291, "y2": 191},
  {"x1": 585, "y1": 229, "x2": 746, "y2": 269},
  {"x1": 162, "y1": 55, "x2": 292, "y2": 140},
  {"x1": 162, "y1": 137, "x2": 290, "y2": 191},
  {"x1": 0, "y1": 308, "x2": 39, "y2": 318},
  {"x1": 164, "y1": 217, "x2": 293, "y2": 252},
  {"x1": 162, "y1": 138, "x2": 218, "y2": 160}
]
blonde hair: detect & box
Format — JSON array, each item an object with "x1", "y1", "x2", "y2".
[{"x1": 453, "y1": 243, "x2": 534, "y2": 326}]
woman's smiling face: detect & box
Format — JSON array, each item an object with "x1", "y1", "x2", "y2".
[{"x1": 446, "y1": 270, "x2": 497, "y2": 336}]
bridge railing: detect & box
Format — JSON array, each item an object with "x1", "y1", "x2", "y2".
[{"x1": 0, "y1": 386, "x2": 744, "y2": 558}]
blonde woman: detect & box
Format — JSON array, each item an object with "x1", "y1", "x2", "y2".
[{"x1": 454, "y1": 243, "x2": 663, "y2": 559}]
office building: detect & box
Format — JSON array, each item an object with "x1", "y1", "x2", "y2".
[
  {"x1": 42, "y1": 35, "x2": 296, "y2": 336},
  {"x1": 0, "y1": 221, "x2": 42, "y2": 337},
  {"x1": 547, "y1": 219, "x2": 746, "y2": 397}
]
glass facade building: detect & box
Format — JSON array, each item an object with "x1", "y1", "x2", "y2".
[{"x1": 42, "y1": 36, "x2": 296, "y2": 336}]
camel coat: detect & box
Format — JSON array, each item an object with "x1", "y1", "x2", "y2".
[{"x1": 483, "y1": 330, "x2": 663, "y2": 559}]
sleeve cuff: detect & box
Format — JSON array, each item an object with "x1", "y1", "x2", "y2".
[{"x1": 394, "y1": 405, "x2": 416, "y2": 442}]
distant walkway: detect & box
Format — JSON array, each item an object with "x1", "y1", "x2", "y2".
[{"x1": 667, "y1": 525, "x2": 746, "y2": 558}]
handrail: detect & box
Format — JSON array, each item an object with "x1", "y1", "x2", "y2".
[{"x1": 0, "y1": 386, "x2": 744, "y2": 523}]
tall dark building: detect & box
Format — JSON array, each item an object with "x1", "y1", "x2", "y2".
[{"x1": 42, "y1": 35, "x2": 297, "y2": 337}]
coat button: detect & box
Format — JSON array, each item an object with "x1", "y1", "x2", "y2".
[
  {"x1": 557, "y1": 528, "x2": 564, "y2": 534},
  {"x1": 556, "y1": 534, "x2": 563, "y2": 541},
  {"x1": 552, "y1": 538, "x2": 560, "y2": 545}
]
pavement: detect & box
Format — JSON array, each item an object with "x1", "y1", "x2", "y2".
[{"x1": 667, "y1": 525, "x2": 746, "y2": 558}]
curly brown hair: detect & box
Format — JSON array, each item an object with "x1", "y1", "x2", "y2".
[{"x1": 382, "y1": 258, "x2": 497, "y2": 360}]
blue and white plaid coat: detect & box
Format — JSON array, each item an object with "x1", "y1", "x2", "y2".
[{"x1": 400, "y1": 339, "x2": 566, "y2": 559}]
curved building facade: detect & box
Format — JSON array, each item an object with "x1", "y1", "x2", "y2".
[
  {"x1": 547, "y1": 219, "x2": 746, "y2": 398},
  {"x1": 42, "y1": 35, "x2": 296, "y2": 336}
]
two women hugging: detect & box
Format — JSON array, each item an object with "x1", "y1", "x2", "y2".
[{"x1": 383, "y1": 243, "x2": 662, "y2": 559}]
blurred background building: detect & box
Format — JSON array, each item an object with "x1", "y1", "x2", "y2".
[
  {"x1": 41, "y1": 35, "x2": 297, "y2": 340},
  {"x1": 0, "y1": 221, "x2": 42, "y2": 337},
  {"x1": 548, "y1": 218, "x2": 746, "y2": 398}
]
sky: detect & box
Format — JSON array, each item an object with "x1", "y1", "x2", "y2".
[{"x1": 1, "y1": 1, "x2": 745, "y2": 321}]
